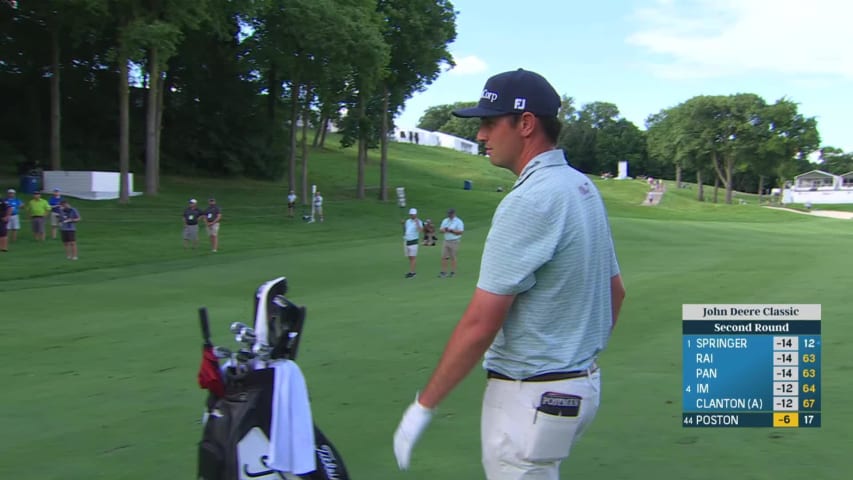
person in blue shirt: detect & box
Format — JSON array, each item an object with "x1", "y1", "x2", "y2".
[
  {"x1": 48, "y1": 188, "x2": 63, "y2": 240},
  {"x1": 5, "y1": 188, "x2": 23, "y2": 242},
  {"x1": 0, "y1": 196, "x2": 10, "y2": 252}
]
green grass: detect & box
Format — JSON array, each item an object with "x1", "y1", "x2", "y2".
[{"x1": 2, "y1": 137, "x2": 852, "y2": 479}]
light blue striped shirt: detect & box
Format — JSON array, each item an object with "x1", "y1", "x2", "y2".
[
  {"x1": 440, "y1": 216, "x2": 464, "y2": 241},
  {"x1": 478, "y1": 149, "x2": 620, "y2": 378}
]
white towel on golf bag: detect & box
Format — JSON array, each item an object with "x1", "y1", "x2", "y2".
[{"x1": 267, "y1": 359, "x2": 316, "y2": 474}]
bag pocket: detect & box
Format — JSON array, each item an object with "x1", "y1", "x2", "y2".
[
  {"x1": 198, "y1": 438, "x2": 225, "y2": 480},
  {"x1": 521, "y1": 408, "x2": 582, "y2": 463}
]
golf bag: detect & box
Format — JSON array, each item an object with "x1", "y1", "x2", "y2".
[{"x1": 197, "y1": 277, "x2": 351, "y2": 480}]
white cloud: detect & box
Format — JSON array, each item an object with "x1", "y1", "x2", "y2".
[
  {"x1": 447, "y1": 55, "x2": 488, "y2": 75},
  {"x1": 627, "y1": 0, "x2": 853, "y2": 80}
]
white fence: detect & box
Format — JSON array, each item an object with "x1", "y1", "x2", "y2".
[{"x1": 43, "y1": 171, "x2": 142, "y2": 200}]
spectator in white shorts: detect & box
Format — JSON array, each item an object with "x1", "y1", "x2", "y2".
[
  {"x1": 438, "y1": 208, "x2": 464, "y2": 278},
  {"x1": 5, "y1": 189, "x2": 22, "y2": 242},
  {"x1": 401, "y1": 208, "x2": 423, "y2": 278}
]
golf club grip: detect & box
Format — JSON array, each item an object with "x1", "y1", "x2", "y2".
[{"x1": 199, "y1": 307, "x2": 212, "y2": 347}]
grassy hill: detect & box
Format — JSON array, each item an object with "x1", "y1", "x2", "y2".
[{"x1": 1, "y1": 137, "x2": 851, "y2": 479}]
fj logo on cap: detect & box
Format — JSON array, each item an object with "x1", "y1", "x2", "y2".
[
  {"x1": 514, "y1": 98, "x2": 526, "y2": 110},
  {"x1": 481, "y1": 89, "x2": 498, "y2": 102}
]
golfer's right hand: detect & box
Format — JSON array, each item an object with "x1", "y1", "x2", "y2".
[{"x1": 393, "y1": 396, "x2": 434, "y2": 470}]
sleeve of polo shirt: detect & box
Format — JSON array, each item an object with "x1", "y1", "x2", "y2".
[
  {"x1": 477, "y1": 195, "x2": 556, "y2": 295},
  {"x1": 609, "y1": 236, "x2": 620, "y2": 276}
]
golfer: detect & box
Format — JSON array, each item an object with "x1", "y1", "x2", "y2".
[{"x1": 393, "y1": 68, "x2": 626, "y2": 479}]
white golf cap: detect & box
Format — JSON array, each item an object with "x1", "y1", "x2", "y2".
[
  {"x1": 189, "y1": 198, "x2": 197, "y2": 203},
  {"x1": 7, "y1": 188, "x2": 15, "y2": 193},
  {"x1": 409, "y1": 208, "x2": 417, "y2": 215}
]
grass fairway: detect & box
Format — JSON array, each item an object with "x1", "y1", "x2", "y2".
[{"x1": 1, "y1": 140, "x2": 852, "y2": 479}]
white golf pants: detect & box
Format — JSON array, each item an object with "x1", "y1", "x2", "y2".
[{"x1": 481, "y1": 369, "x2": 601, "y2": 480}]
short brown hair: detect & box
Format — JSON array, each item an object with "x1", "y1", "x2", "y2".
[{"x1": 508, "y1": 114, "x2": 562, "y2": 144}]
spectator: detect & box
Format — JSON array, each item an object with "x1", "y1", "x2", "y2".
[
  {"x1": 204, "y1": 197, "x2": 222, "y2": 253},
  {"x1": 438, "y1": 208, "x2": 464, "y2": 278},
  {"x1": 401, "y1": 208, "x2": 423, "y2": 278},
  {"x1": 0, "y1": 193, "x2": 10, "y2": 252},
  {"x1": 48, "y1": 188, "x2": 63, "y2": 240},
  {"x1": 313, "y1": 191, "x2": 324, "y2": 223},
  {"x1": 5, "y1": 188, "x2": 22, "y2": 242},
  {"x1": 422, "y1": 219, "x2": 437, "y2": 246},
  {"x1": 26, "y1": 190, "x2": 51, "y2": 241},
  {"x1": 183, "y1": 199, "x2": 202, "y2": 249},
  {"x1": 57, "y1": 199, "x2": 81, "y2": 260},
  {"x1": 287, "y1": 190, "x2": 297, "y2": 218}
]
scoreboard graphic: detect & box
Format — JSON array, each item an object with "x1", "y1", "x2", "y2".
[{"x1": 682, "y1": 304, "x2": 821, "y2": 428}]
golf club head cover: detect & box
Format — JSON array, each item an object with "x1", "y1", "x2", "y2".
[{"x1": 198, "y1": 346, "x2": 225, "y2": 397}]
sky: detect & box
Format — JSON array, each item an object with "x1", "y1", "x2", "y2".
[{"x1": 395, "y1": 0, "x2": 853, "y2": 152}]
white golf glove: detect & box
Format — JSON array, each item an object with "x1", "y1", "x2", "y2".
[{"x1": 393, "y1": 395, "x2": 434, "y2": 470}]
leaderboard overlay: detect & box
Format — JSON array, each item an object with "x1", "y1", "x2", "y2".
[{"x1": 682, "y1": 304, "x2": 821, "y2": 428}]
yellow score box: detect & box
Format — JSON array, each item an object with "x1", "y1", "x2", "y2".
[{"x1": 773, "y1": 413, "x2": 799, "y2": 427}]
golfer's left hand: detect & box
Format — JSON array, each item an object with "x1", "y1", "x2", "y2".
[{"x1": 393, "y1": 396, "x2": 434, "y2": 470}]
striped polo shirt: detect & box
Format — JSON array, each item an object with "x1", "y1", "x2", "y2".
[{"x1": 478, "y1": 149, "x2": 620, "y2": 379}]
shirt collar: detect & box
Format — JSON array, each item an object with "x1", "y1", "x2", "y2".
[{"x1": 513, "y1": 149, "x2": 566, "y2": 189}]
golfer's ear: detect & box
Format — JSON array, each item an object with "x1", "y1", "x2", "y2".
[{"x1": 519, "y1": 112, "x2": 537, "y2": 137}]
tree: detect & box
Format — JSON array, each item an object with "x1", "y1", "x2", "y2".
[
  {"x1": 376, "y1": 0, "x2": 456, "y2": 200},
  {"x1": 595, "y1": 119, "x2": 646, "y2": 176},
  {"x1": 756, "y1": 98, "x2": 820, "y2": 198},
  {"x1": 128, "y1": 0, "x2": 210, "y2": 195},
  {"x1": 417, "y1": 104, "x2": 457, "y2": 131},
  {"x1": 818, "y1": 146, "x2": 853, "y2": 174}
]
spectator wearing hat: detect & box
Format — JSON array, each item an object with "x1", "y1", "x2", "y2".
[
  {"x1": 287, "y1": 190, "x2": 297, "y2": 218},
  {"x1": 203, "y1": 197, "x2": 222, "y2": 252},
  {"x1": 438, "y1": 208, "x2": 464, "y2": 278},
  {"x1": 48, "y1": 188, "x2": 63, "y2": 240},
  {"x1": 5, "y1": 189, "x2": 22, "y2": 242},
  {"x1": 57, "y1": 199, "x2": 81, "y2": 260},
  {"x1": 313, "y1": 190, "x2": 324, "y2": 222},
  {"x1": 183, "y1": 199, "x2": 202, "y2": 249},
  {"x1": 26, "y1": 190, "x2": 51, "y2": 241},
  {"x1": 401, "y1": 208, "x2": 423, "y2": 278},
  {"x1": 0, "y1": 192, "x2": 10, "y2": 252}
]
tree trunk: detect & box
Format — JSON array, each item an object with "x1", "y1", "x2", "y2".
[
  {"x1": 119, "y1": 54, "x2": 130, "y2": 204},
  {"x1": 319, "y1": 115, "x2": 329, "y2": 147},
  {"x1": 697, "y1": 170, "x2": 704, "y2": 202},
  {"x1": 155, "y1": 70, "x2": 166, "y2": 190},
  {"x1": 356, "y1": 91, "x2": 367, "y2": 199},
  {"x1": 713, "y1": 176, "x2": 719, "y2": 203},
  {"x1": 312, "y1": 110, "x2": 325, "y2": 147},
  {"x1": 379, "y1": 87, "x2": 389, "y2": 201},
  {"x1": 288, "y1": 80, "x2": 299, "y2": 192},
  {"x1": 144, "y1": 47, "x2": 159, "y2": 195},
  {"x1": 300, "y1": 83, "x2": 311, "y2": 206},
  {"x1": 49, "y1": 24, "x2": 61, "y2": 170},
  {"x1": 725, "y1": 156, "x2": 734, "y2": 204},
  {"x1": 267, "y1": 65, "x2": 277, "y2": 121},
  {"x1": 675, "y1": 162, "x2": 682, "y2": 188},
  {"x1": 757, "y1": 175, "x2": 764, "y2": 205}
]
